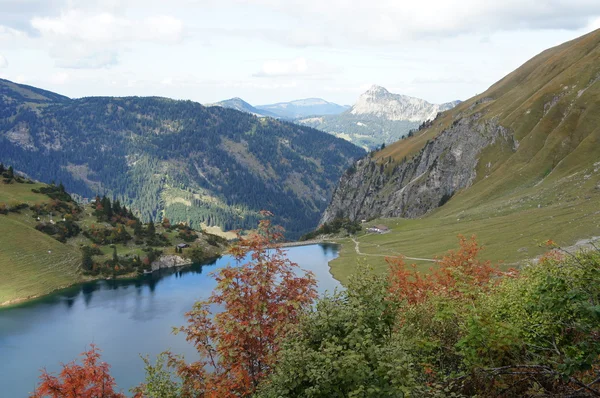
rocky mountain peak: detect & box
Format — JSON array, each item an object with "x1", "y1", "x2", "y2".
[
  {"x1": 365, "y1": 85, "x2": 390, "y2": 96},
  {"x1": 350, "y1": 85, "x2": 448, "y2": 122}
]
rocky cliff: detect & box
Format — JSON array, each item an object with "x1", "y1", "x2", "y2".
[{"x1": 321, "y1": 113, "x2": 515, "y2": 223}]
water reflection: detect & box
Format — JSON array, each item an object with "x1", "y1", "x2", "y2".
[{"x1": 0, "y1": 244, "x2": 339, "y2": 397}]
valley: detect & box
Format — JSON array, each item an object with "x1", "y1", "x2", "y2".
[{"x1": 2, "y1": 6, "x2": 600, "y2": 394}]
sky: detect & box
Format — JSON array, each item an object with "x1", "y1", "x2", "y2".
[{"x1": 1, "y1": 0, "x2": 600, "y2": 106}]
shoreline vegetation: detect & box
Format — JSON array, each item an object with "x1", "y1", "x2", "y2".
[
  {"x1": 0, "y1": 168, "x2": 228, "y2": 308},
  {"x1": 0, "y1": 253, "x2": 224, "y2": 309}
]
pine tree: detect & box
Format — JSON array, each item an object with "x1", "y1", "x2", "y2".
[
  {"x1": 113, "y1": 199, "x2": 122, "y2": 216},
  {"x1": 147, "y1": 219, "x2": 156, "y2": 236},
  {"x1": 81, "y1": 248, "x2": 94, "y2": 272}
]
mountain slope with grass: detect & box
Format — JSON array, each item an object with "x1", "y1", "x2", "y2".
[
  {"x1": 322, "y1": 29, "x2": 600, "y2": 280},
  {"x1": 0, "y1": 82, "x2": 365, "y2": 239},
  {"x1": 0, "y1": 169, "x2": 227, "y2": 305}
]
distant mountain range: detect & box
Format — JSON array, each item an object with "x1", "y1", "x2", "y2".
[
  {"x1": 298, "y1": 86, "x2": 461, "y2": 150},
  {"x1": 208, "y1": 97, "x2": 348, "y2": 119},
  {"x1": 0, "y1": 78, "x2": 365, "y2": 238},
  {"x1": 206, "y1": 97, "x2": 280, "y2": 118},
  {"x1": 209, "y1": 89, "x2": 460, "y2": 150},
  {"x1": 256, "y1": 98, "x2": 349, "y2": 119}
]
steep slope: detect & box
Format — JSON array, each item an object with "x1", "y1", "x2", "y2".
[
  {"x1": 207, "y1": 97, "x2": 279, "y2": 118},
  {"x1": 298, "y1": 85, "x2": 460, "y2": 150},
  {"x1": 0, "y1": 81, "x2": 365, "y2": 239},
  {"x1": 256, "y1": 98, "x2": 348, "y2": 119},
  {"x1": 323, "y1": 29, "x2": 600, "y2": 234}
]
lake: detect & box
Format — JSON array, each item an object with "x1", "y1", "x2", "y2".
[{"x1": 0, "y1": 244, "x2": 341, "y2": 397}]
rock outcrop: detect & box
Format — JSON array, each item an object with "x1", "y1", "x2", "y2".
[
  {"x1": 151, "y1": 255, "x2": 190, "y2": 271},
  {"x1": 321, "y1": 114, "x2": 515, "y2": 223}
]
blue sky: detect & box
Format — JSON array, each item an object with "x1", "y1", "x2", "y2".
[{"x1": 1, "y1": 0, "x2": 599, "y2": 105}]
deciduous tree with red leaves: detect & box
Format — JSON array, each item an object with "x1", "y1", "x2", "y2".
[
  {"x1": 31, "y1": 344, "x2": 124, "y2": 398},
  {"x1": 387, "y1": 235, "x2": 513, "y2": 304},
  {"x1": 161, "y1": 212, "x2": 318, "y2": 397}
]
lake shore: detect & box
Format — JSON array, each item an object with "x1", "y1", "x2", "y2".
[{"x1": 0, "y1": 253, "x2": 223, "y2": 308}]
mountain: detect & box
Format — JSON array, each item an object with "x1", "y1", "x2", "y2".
[
  {"x1": 256, "y1": 98, "x2": 349, "y2": 119},
  {"x1": 0, "y1": 80, "x2": 365, "y2": 239},
  {"x1": 298, "y1": 86, "x2": 460, "y2": 150},
  {"x1": 206, "y1": 97, "x2": 279, "y2": 118},
  {"x1": 207, "y1": 97, "x2": 349, "y2": 120},
  {"x1": 321, "y1": 29, "x2": 600, "y2": 275},
  {"x1": 350, "y1": 85, "x2": 460, "y2": 122}
]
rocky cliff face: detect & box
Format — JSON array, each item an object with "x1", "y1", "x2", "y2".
[
  {"x1": 350, "y1": 85, "x2": 460, "y2": 122},
  {"x1": 321, "y1": 113, "x2": 515, "y2": 223}
]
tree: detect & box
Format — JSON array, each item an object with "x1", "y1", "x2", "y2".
[
  {"x1": 147, "y1": 213, "x2": 318, "y2": 397},
  {"x1": 81, "y1": 247, "x2": 94, "y2": 272},
  {"x1": 147, "y1": 219, "x2": 156, "y2": 236},
  {"x1": 162, "y1": 217, "x2": 171, "y2": 229},
  {"x1": 31, "y1": 345, "x2": 125, "y2": 398},
  {"x1": 112, "y1": 199, "x2": 122, "y2": 216},
  {"x1": 256, "y1": 268, "x2": 416, "y2": 398},
  {"x1": 133, "y1": 221, "x2": 143, "y2": 236},
  {"x1": 112, "y1": 246, "x2": 118, "y2": 265},
  {"x1": 7, "y1": 165, "x2": 14, "y2": 179}
]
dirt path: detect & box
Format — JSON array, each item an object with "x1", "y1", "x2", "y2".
[{"x1": 351, "y1": 237, "x2": 436, "y2": 262}]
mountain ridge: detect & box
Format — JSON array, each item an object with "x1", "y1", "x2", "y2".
[
  {"x1": 206, "y1": 97, "x2": 280, "y2": 118},
  {"x1": 0, "y1": 79, "x2": 365, "y2": 239},
  {"x1": 256, "y1": 98, "x2": 349, "y2": 119}
]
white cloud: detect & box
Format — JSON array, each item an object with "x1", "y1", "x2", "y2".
[
  {"x1": 210, "y1": 0, "x2": 600, "y2": 44},
  {"x1": 254, "y1": 57, "x2": 340, "y2": 78},
  {"x1": 31, "y1": 11, "x2": 184, "y2": 44},
  {"x1": 0, "y1": 55, "x2": 8, "y2": 68},
  {"x1": 28, "y1": 10, "x2": 184, "y2": 68},
  {"x1": 0, "y1": 25, "x2": 27, "y2": 42}
]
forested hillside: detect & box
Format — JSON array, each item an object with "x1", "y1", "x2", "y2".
[{"x1": 0, "y1": 80, "x2": 365, "y2": 238}]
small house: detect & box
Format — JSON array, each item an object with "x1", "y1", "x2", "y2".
[
  {"x1": 177, "y1": 243, "x2": 190, "y2": 249},
  {"x1": 366, "y1": 224, "x2": 390, "y2": 234}
]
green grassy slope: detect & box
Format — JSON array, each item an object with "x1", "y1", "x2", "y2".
[
  {"x1": 0, "y1": 214, "x2": 81, "y2": 305},
  {"x1": 329, "y1": 29, "x2": 600, "y2": 282},
  {"x1": 0, "y1": 184, "x2": 81, "y2": 305}
]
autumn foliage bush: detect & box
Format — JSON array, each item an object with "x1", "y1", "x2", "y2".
[
  {"x1": 31, "y1": 345, "x2": 124, "y2": 398},
  {"x1": 387, "y1": 235, "x2": 511, "y2": 304}
]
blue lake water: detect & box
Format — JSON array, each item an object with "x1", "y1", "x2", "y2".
[{"x1": 0, "y1": 244, "x2": 340, "y2": 397}]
